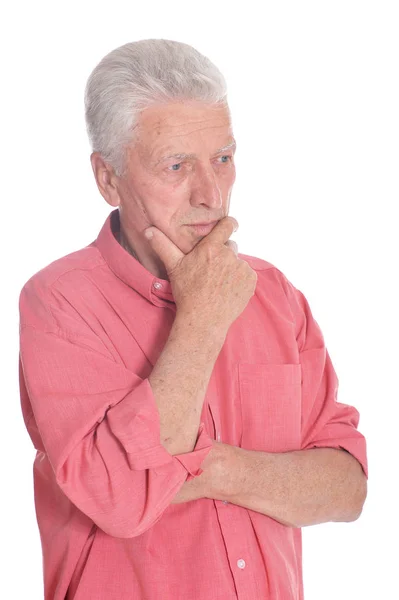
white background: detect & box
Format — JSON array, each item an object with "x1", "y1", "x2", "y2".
[{"x1": 1, "y1": 1, "x2": 398, "y2": 598}]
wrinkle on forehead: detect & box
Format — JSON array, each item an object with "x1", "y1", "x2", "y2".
[
  {"x1": 134, "y1": 102, "x2": 232, "y2": 159},
  {"x1": 158, "y1": 123, "x2": 232, "y2": 140},
  {"x1": 155, "y1": 113, "x2": 230, "y2": 126},
  {"x1": 153, "y1": 117, "x2": 231, "y2": 136},
  {"x1": 142, "y1": 101, "x2": 230, "y2": 126}
]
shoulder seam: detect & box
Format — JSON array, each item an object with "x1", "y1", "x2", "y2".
[{"x1": 47, "y1": 259, "x2": 105, "y2": 290}]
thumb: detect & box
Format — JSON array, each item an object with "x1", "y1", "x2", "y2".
[{"x1": 144, "y1": 227, "x2": 184, "y2": 273}]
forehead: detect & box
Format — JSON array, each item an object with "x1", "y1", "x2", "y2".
[{"x1": 135, "y1": 100, "x2": 233, "y2": 146}]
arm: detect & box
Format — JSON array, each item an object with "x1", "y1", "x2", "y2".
[
  {"x1": 173, "y1": 274, "x2": 369, "y2": 526},
  {"x1": 19, "y1": 282, "x2": 224, "y2": 539},
  {"x1": 149, "y1": 312, "x2": 226, "y2": 456},
  {"x1": 171, "y1": 443, "x2": 366, "y2": 526},
  {"x1": 224, "y1": 445, "x2": 367, "y2": 527},
  {"x1": 171, "y1": 443, "x2": 366, "y2": 528}
]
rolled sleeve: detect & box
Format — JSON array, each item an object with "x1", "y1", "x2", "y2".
[
  {"x1": 280, "y1": 273, "x2": 368, "y2": 478},
  {"x1": 108, "y1": 378, "x2": 214, "y2": 476},
  {"x1": 300, "y1": 345, "x2": 368, "y2": 478},
  {"x1": 174, "y1": 423, "x2": 214, "y2": 481},
  {"x1": 19, "y1": 319, "x2": 214, "y2": 538}
]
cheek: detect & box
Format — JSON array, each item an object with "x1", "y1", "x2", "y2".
[
  {"x1": 216, "y1": 162, "x2": 236, "y2": 183},
  {"x1": 145, "y1": 195, "x2": 183, "y2": 229},
  {"x1": 227, "y1": 164, "x2": 236, "y2": 184}
]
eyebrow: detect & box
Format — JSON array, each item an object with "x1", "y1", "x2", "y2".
[{"x1": 155, "y1": 140, "x2": 237, "y2": 165}]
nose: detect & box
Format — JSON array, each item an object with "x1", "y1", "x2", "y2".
[{"x1": 190, "y1": 164, "x2": 223, "y2": 209}]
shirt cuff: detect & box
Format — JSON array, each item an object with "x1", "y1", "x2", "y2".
[
  {"x1": 107, "y1": 378, "x2": 214, "y2": 477},
  {"x1": 304, "y1": 436, "x2": 368, "y2": 479},
  {"x1": 173, "y1": 423, "x2": 214, "y2": 481}
]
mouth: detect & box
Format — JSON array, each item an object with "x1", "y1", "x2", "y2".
[{"x1": 185, "y1": 220, "x2": 219, "y2": 235}]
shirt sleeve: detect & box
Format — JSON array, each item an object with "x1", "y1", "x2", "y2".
[
  {"x1": 279, "y1": 272, "x2": 368, "y2": 478},
  {"x1": 19, "y1": 282, "x2": 214, "y2": 539}
]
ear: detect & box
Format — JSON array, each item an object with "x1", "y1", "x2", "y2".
[{"x1": 90, "y1": 152, "x2": 120, "y2": 208}]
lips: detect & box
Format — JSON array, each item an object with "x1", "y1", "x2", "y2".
[
  {"x1": 186, "y1": 220, "x2": 219, "y2": 235},
  {"x1": 188, "y1": 220, "x2": 218, "y2": 226}
]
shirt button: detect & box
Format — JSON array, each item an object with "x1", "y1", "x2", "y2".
[
  {"x1": 216, "y1": 432, "x2": 221, "y2": 442},
  {"x1": 222, "y1": 500, "x2": 229, "y2": 505},
  {"x1": 153, "y1": 282, "x2": 162, "y2": 290},
  {"x1": 237, "y1": 559, "x2": 246, "y2": 569}
]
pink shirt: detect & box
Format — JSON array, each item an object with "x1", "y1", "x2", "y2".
[{"x1": 19, "y1": 209, "x2": 368, "y2": 600}]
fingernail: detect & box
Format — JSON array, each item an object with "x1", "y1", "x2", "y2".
[{"x1": 144, "y1": 229, "x2": 153, "y2": 240}]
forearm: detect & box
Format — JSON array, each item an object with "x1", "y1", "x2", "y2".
[
  {"x1": 172, "y1": 444, "x2": 367, "y2": 527},
  {"x1": 149, "y1": 312, "x2": 226, "y2": 456},
  {"x1": 214, "y1": 445, "x2": 367, "y2": 527}
]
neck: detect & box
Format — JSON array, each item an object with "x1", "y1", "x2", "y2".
[
  {"x1": 118, "y1": 225, "x2": 138, "y2": 261},
  {"x1": 117, "y1": 217, "x2": 170, "y2": 281}
]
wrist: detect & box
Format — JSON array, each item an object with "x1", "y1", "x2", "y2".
[
  {"x1": 201, "y1": 441, "x2": 235, "y2": 500},
  {"x1": 173, "y1": 310, "x2": 228, "y2": 346}
]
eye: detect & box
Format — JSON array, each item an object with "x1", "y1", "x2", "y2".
[
  {"x1": 166, "y1": 155, "x2": 232, "y2": 173},
  {"x1": 167, "y1": 163, "x2": 182, "y2": 172},
  {"x1": 217, "y1": 155, "x2": 233, "y2": 163}
]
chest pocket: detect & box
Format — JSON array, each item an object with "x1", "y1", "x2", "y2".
[{"x1": 238, "y1": 363, "x2": 302, "y2": 453}]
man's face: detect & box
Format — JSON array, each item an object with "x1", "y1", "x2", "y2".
[{"x1": 115, "y1": 100, "x2": 236, "y2": 257}]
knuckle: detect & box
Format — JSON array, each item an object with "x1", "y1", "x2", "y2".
[
  {"x1": 228, "y1": 216, "x2": 238, "y2": 230},
  {"x1": 203, "y1": 241, "x2": 220, "y2": 258},
  {"x1": 225, "y1": 240, "x2": 237, "y2": 254}
]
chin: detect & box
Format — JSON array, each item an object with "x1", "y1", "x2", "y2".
[{"x1": 181, "y1": 237, "x2": 199, "y2": 254}]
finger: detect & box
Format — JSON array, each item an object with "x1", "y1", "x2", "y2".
[
  {"x1": 199, "y1": 216, "x2": 239, "y2": 247},
  {"x1": 225, "y1": 240, "x2": 238, "y2": 256},
  {"x1": 144, "y1": 227, "x2": 185, "y2": 273}
]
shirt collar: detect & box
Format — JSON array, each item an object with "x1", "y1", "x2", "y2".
[{"x1": 95, "y1": 209, "x2": 174, "y2": 305}]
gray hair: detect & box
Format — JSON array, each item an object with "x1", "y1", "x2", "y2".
[{"x1": 84, "y1": 39, "x2": 228, "y2": 177}]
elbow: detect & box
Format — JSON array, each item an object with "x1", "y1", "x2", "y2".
[
  {"x1": 352, "y1": 471, "x2": 368, "y2": 520},
  {"x1": 336, "y1": 472, "x2": 368, "y2": 523},
  {"x1": 92, "y1": 508, "x2": 166, "y2": 539},
  {"x1": 56, "y1": 471, "x2": 169, "y2": 540},
  {"x1": 350, "y1": 475, "x2": 368, "y2": 521},
  {"x1": 98, "y1": 523, "x2": 151, "y2": 539},
  {"x1": 97, "y1": 519, "x2": 142, "y2": 539},
  {"x1": 55, "y1": 440, "x2": 185, "y2": 539}
]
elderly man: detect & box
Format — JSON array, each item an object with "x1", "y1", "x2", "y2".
[{"x1": 19, "y1": 39, "x2": 368, "y2": 600}]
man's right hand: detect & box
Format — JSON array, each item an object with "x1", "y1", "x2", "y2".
[{"x1": 144, "y1": 217, "x2": 257, "y2": 332}]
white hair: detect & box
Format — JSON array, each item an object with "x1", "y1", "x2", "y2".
[{"x1": 84, "y1": 39, "x2": 229, "y2": 177}]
